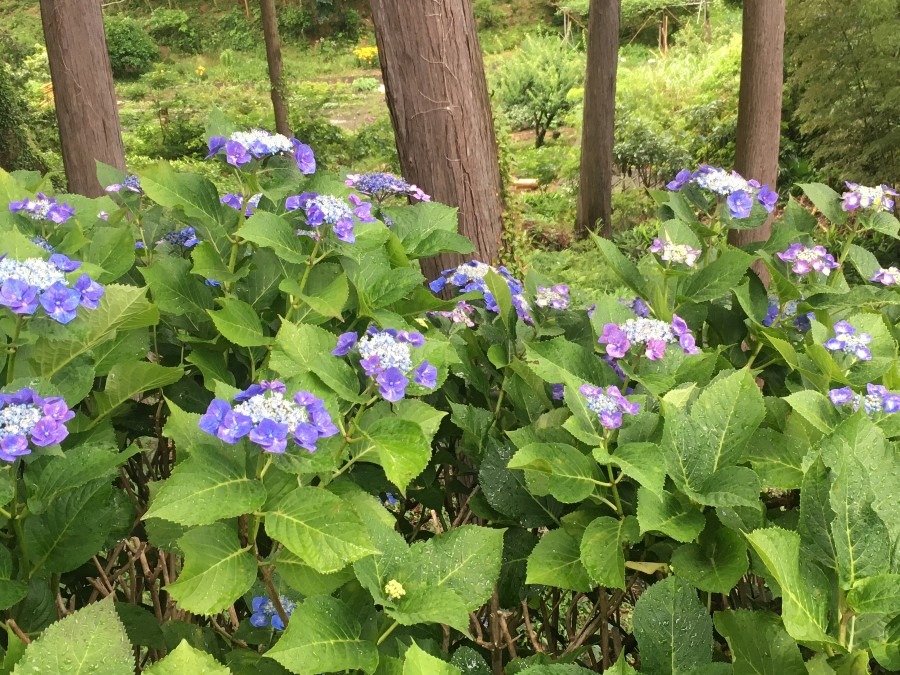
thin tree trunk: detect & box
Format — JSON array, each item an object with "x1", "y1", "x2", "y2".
[
  {"x1": 260, "y1": 0, "x2": 291, "y2": 136},
  {"x1": 728, "y1": 0, "x2": 785, "y2": 251},
  {"x1": 370, "y1": 0, "x2": 505, "y2": 281},
  {"x1": 39, "y1": 0, "x2": 126, "y2": 196},
  {"x1": 575, "y1": 0, "x2": 620, "y2": 239}
]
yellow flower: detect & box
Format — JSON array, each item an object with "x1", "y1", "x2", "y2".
[
  {"x1": 384, "y1": 579, "x2": 406, "y2": 601},
  {"x1": 352, "y1": 46, "x2": 379, "y2": 68}
]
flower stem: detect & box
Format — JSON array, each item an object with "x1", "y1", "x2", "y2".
[
  {"x1": 376, "y1": 620, "x2": 400, "y2": 646},
  {"x1": 6, "y1": 315, "x2": 24, "y2": 385}
]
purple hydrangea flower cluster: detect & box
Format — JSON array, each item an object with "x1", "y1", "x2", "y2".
[
  {"x1": 429, "y1": 261, "x2": 533, "y2": 324},
  {"x1": 207, "y1": 129, "x2": 315, "y2": 173},
  {"x1": 429, "y1": 300, "x2": 476, "y2": 327},
  {"x1": 286, "y1": 192, "x2": 376, "y2": 244},
  {"x1": 600, "y1": 315, "x2": 699, "y2": 361},
  {"x1": 30, "y1": 237, "x2": 54, "y2": 253},
  {"x1": 667, "y1": 166, "x2": 777, "y2": 219},
  {"x1": 777, "y1": 244, "x2": 839, "y2": 276},
  {"x1": 579, "y1": 384, "x2": 640, "y2": 429},
  {"x1": 105, "y1": 175, "x2": 142, "y2": 194},
  {"x1": 649, "y1": 238, "x2": 701, "y2": 267},
  {"x1": 0, "y1": 255, "x2": 103, "y2": 324},
  {"x1": 160, "y1": 227, "x2": 199, "y2": 248},
  {"x1": 332, "y1": 327, "x2": 437, "y2": 402},
  {"x1": 763, "y1": 297, "x2": 813, "y2": 332},
  {"x1": 824, "y1": 321, "x2": 872, "y2": 360},
  {"x1": 345, "y1": 172, "x2": 431, "y2": 203},
  {"x1": 9, "y1": 194, "x2": 75, "y2": 224},
  {"x1": 199, "y1": 381, "x2": 338, "y2": 453},
  {"x1": 0, "y1": 388, "x2": 74, "y2": 461},
  {"x1": 551, "y1": 384, "x2": 565, "y2": 400},
  {"x1": 250, "y1": 595, "x2": 295, "y2": 630},
  {"x1": 535, "y1": 285, "x2": 570, "y2": 310},
  {"x1": 841, "y1": 182, "x2": 897, "y2": 213},
  {"x1": 871, "y1": 267, "x2": 900, "y2": 286},
  {"x1": 829, "y1": 384, "x2": 900, "y2": 415},
  {"x1": 220, "y1": 192, "x2": 262, "y2": 217},
  {"x1": 618, "y1": 297, "x2": 651, "y2": 318}
]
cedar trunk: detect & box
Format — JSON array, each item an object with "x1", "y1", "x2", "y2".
[
  {"x1": 369, "y1": 0, "x2": 505, "y2": 282},
  {"x1": 39, "y1": 0, "x2": 126, "y2": 197},
  {"x1": 576, "y1": 0, "x2": 620, "y2": 239},
  {"x1": 260, "y1": 0, "x2": 291, "y2": 136},
  {"x1": 728, "y1": 0, "x2": 785, "y2": 250}
]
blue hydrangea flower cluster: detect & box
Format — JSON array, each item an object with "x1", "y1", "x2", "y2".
[
  {"x1": 429, "y1": 261, "x2": 533, "y2": 324},
  {"x1": 105, "y1": 175, "x2": 142, "y2": 194},
  {"x1": 777, "y1": 244, "x2": 839, "y2": 276},
  {"x1": 667, "y1": 165, "x2": 777, "y2": 219},
  {"x1": 649, "y1": 238, "x2": 700, "y2": 267},
  {"x1": 220, "y1": 193, "x2": 262, "y2": 217},
  {"x1": 829, "y1": 384, "x2": 900, "y2": 415},
  {"x1": 763, "y1": 297, "x2": 813, "y2": 332},
  {"x1": 160, "y1": 227, "x2": 199, "y2": 248},
  {"x1": 600, "y1": 314, "x2": 699, "y2": 361},
  {"x1": 344, "y1": 172, "x2": 431, "y2": 203},
  {"x1": 0, "y1": 255, "x2": 104, "y2": 324},
  {"x1": 30, "y1": 237, "x2": 54, "y2": 253},
  {"x1": 207, "y1": 129, "x2": 316, "y2": 173},
  {"x1": 9, "y1": 194, "x2": 75, "y2": 224},
  {"x1": 286, "y1": 192, "x2": 376, "y2": 244},
  {"x1": 0, "y1": 388, "x2": 74, "y2": 461},
  {"x1": 535, "y1": 285, "x2": 570, "y2": 310},
  {"x1": 199, "y1": 381, "x2": 338, "y2": 453},
  {"x1": 250, "y1": 595, "x2": 296, "y2": 630},
  {"x1": 332, "y1": 327, "x2": 437, "y2": 402},
  {"x1": 579, "y1": 384, "x2": 640, "y2": 429},
  {"x1": 841, "y1": 182, "x2": 897, "y2": 213},
  {"x1": 824, "y1": 321, "x2": 872, "y2": 360},
  {"x1": 872, "y1": 267, "x2": 900, "y2": 286}
]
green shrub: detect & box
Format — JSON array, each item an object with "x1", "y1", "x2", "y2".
[
  {"x1": 146, "y1": 8, "x2": 204, "y2": 54},
  {"x1": 278, "y1": 5, "x2": 313, "y2": 40},
  {"x1": 104, "y1": 15, "x2": 158, "y2": 79},
  {"x1": 215, "y1": 8, "x2": 260, "y2": 52},
  {"x1": 350, "y1": 76, "x2": 380, "y2": 93},
  {"x1": 474, "y1": 0, "x2": 505, "y2": 29}
]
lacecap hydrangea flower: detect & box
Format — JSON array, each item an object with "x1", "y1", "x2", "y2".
[
  {"x1": 105, "y1": 175, "x2": 142, "y2": 194},
  {"x1": 429, "y1": 261, "x2": 533, "y2": 324},
  {"x1": 824, "y1": 321, "x2": 872, "y2": 360},
  {"x1": 0, "y1": 255, "x2": 104, "y2": 324},
  {"x1": 30, "y1": 237, "x2": 54, "y2": 253},
  {"x1": 250, "y1": 595, "x2": 295, "y2": 630},
  {"x1": 159, "y1": 227, "x2": 199, "y2": 248},
  {"x1": 332, "y1": 327, "x2": 437, "y2": 402},
  {"x1": 0, "y1": 388, "x2": 74, "y2": 461},
  {"x1": 763, "y1": 297, "x2": 813, "y2": 332},
  {"x1": 871, "y1": 267, "x2": 900, "y2": 286},
  {"x1": 667, "y1": 165, "x2": 777, "y2": 218},
  {"x1": 829, "y1": 384, "x2": 900, "y2": 415},
  {"x1": 650, "y1": 238, "x2": 700, "y2": 267},
  {"x1": 600, "y1": 314, "x2": 699, "y2": 361},
  {"x1": 535, "y1": 285, "x2": 570, "y2": 310},
  {"x1": 580, "y1": 384, "x2": 640, "y2": 429},
  {"x1": 207, "y1": 129, "x2": 315, "y2": 173},
  {"x1": 199, "y1": 381, "x2": 338, "y2": 453},
  {"x1": 220, "y1": 192, "x2": 262, "y2": 217},
  {"x1": 429, "y1": 300, "x2": 476, "y2": 327},
  {"x1": 841, "y1": 182, "x2": 897, "y2": 213},
  {"x1": 345, "y1": 172, "x2": 430, "y2": 203},
  {"x1": 777, "y1": 244, "x2": 839, "y2": 276},
  {"x1": 9, "y1": 194, "x2": 75, "y2": 224},
  {"x1": 286, "y1": 192, "x2": 376, "y2": 244}
]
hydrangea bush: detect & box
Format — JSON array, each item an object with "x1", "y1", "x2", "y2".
[{"x1": 0, "y1": 138, "x2": 897, "y2": 674}]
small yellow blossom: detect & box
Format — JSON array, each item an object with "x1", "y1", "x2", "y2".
[
  {"x1": 384, "y1": 579, "x2": 406, "y2": 601},
  {"x1": 353, "y1": 46, "x2": 379, "y2": 68}
]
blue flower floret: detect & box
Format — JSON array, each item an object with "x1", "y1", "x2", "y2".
[
  {"x1": 0, "y1": 388, "x2": 74, "y2": 461},
  {"x1": 841, "y1": 182, "x2": 897, "y2": 213},
  {"x1": 345, "y1": 172, "x2": 431, "y2": 203},
  {"x1": 207, "y1": 129, "x2": 315, "y2": 174},
  {"x1": 579, "y1": 384, "x2": 640, "y2": 429},
  {"x1": 429, "y1": 261, "x2": 534, "y2": 324},
  {"x1": 9, "y1": 193, "x2": 75, "y2": 224},
  {"x1": 332, "y1": 327, "x2": 437, "y2": 402},
  {"x1": 250, "y1": 595, "x2": 295, "y2": 631},
  {"x1": 599, "y1": 314, "x2": 699, "y2": 361},
  {"x1": 220, "y1": 192, "x2": 262, "y2": 217},
  {"x1": 829, "y1": 384, "x2": 900, "y2": 414},
  {"x1": 667, "y1": 165, "x2": 777, "y2": 219},
  {"x1": 199, "y1": 380, "x2": 338, "y2": 453},
  {"x1": 286, "y1": 192, "x2": 376, "y2": 244},
  {"x1": 777, "y1": 244, "x2": 838, "y2": 276},
  {"x1": 824, "y1": 320, "x2": 872, "y2": 360},
  {"x1": 0, "y1": 255, "x2": 104, "y2": 324}
]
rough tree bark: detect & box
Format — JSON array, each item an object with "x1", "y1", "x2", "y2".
[
  {"x1": 575, "y1": 0, "x2": 620, "y2": 239},
  {"x1": 260, "y1": 0, "x2": 291, "y2": 136},
  {"x1": 728, "y1": 0, "x2": 785, "y2": 251},
  {"x1": 369, "y1": 0, "x2": 505, "y2": 281},
  {"x1": 39, "y1": 0, "x2": 126, "y2": 197}
]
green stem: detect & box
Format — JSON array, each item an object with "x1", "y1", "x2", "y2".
[
  {"x1": 745, "y1": 341, "x2": 764, "y2": 369},
  {"x1": 829, "y1": 233, "x2": 856, "y2": 287},
  {"x1": 11, "y1": 462, "x2": 29, "y2": 579},
  {"x1": 258, "y1": 456, "x2": 274, "y2": 480},
  {"x1": 606, "y1": 465, "x2": 624, "y2": 517},
  {"x1": 6, "y1": 315, "x2": 24, "y2": 384},
  {"x1": 376, "y1": 620, "x2": 400, "y2": 646}
]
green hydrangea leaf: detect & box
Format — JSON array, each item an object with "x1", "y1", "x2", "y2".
[{"x1": 714, "y1": 610, "x2": 806, "y2": 675}]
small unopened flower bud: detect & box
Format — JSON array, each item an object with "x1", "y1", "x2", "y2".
[{"x1": 384, "y1": 579, "x2": 406, "y2": 601}]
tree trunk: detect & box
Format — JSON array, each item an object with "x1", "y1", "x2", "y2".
[
  {"x1": 575, "y1": 0, "x2": 620, "y2": 239},
  {"x1": 728, "y1": 0, "x2": 785, "y2": 251},
  {"x1": 39, "y1": 0, "x2": 126, "y2": 197},
  {"x1": 260, "y1": 0, "x2": 291, "y2": 136},
  {"x1": 369, "y1": 0, "x2": 505, "y2": 282}
]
